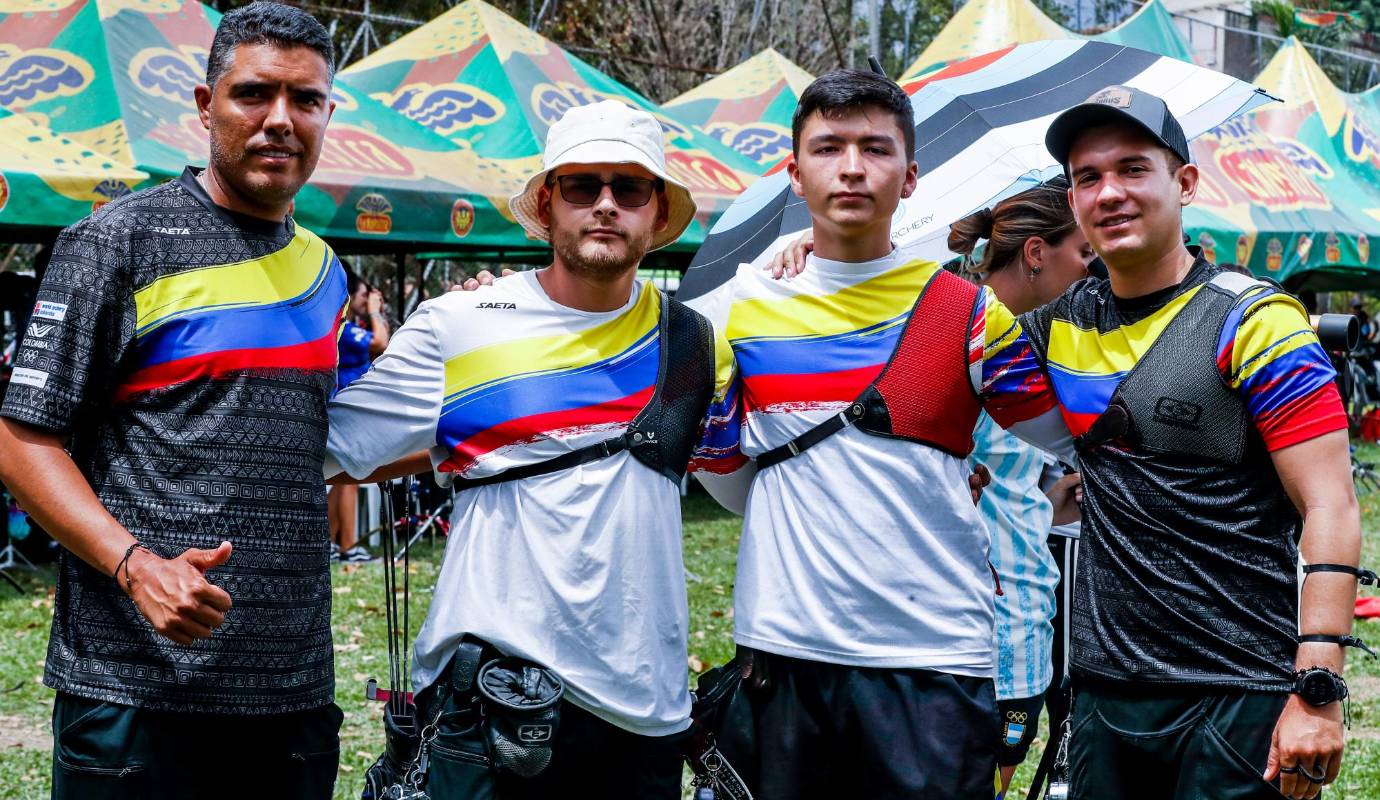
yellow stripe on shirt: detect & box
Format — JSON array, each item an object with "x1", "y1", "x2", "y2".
[
  {"x1": 1045, "y1": 285, "x2": 1202, "y2": 376},
  {"x1": 724, "y1": 260, "x2": 937, "y2": 342},
  {"x1": 443, "y1": 281, "x2": 661, "y2": 401},
  {"x1": 134, "y1": 227, "x2": 331, "y2": 336}
]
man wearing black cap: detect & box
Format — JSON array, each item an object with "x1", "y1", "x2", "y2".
[{"x1": 1020, "y1": 86, "x2": 1365, "y2": 800}]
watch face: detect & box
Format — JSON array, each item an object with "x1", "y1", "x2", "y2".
[{"x1": 1299, "y1": 671, "x2": 1337, "y2": 705}]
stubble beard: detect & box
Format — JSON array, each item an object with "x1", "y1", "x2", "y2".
[{"x1": 551, "y1": 223, "x2": 653, "y2": 282}]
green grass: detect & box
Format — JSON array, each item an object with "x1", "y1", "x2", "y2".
[{"x1": 3, "y1": 477, "x2": 1380, "y2": 798}]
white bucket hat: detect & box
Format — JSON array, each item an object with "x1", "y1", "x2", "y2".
[{"x1": 509, "y1": 100, "x2": 697, "y2": 252}]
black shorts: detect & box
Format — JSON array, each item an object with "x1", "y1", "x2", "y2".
[
  {"x1": 51, "y1": 691, "x2": 341, "y2": 800},
  {"x1": 1068, "y1": 679, "x2": 1288, "y2": 800},
  {"x1": 996, "y1": 694, "x2": 1044, "y2": 767},
  {"x1": 717, "y1": 650, "x2": 999, "y2": 800}
]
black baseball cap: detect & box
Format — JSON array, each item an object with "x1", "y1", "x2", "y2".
[{"x1": 1045, "y1": 85, "x2": 1192, "y2": 172}]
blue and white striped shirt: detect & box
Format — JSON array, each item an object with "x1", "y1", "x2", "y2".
[{"x1": 970, "y1": 412, "x2": 1061, "y2": 701}]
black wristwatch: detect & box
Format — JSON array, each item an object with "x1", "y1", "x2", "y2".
[{"x1": 1293, "y1": 667, "x2": 1348, "y2": 706}]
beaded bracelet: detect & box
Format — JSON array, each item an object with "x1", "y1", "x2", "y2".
[{"x1": 115, "y1": 542, "x2": 149, "y2": 593}]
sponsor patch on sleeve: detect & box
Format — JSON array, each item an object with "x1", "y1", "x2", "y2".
[
  {"x1": 32, "y1": 301, "x2": 68, "y2": 322},
  {"x1": 10, "y1": 368, "x2": 49, "y2": 389}
]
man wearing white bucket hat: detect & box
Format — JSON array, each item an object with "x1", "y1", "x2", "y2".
[{"x1": 323, "y1": 100, "x2": 745, "y2": 798}]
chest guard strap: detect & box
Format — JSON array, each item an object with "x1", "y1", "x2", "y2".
[
  {"x1": 756, "y1": 268, "x2": 983, "y2": 470},
  {"x1": 1075, "y1": 271, "x2": 1270, "y2": 464},
  {"x1": 451, "y1": 292, "x2": 717, "y2": 490}
]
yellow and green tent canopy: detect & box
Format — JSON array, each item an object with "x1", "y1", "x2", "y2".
[
  {"x1": 0, "y1": 103, "x2": 146, "y2": 229},
  {"x1": 340, "y1": 0, "x2": 761, "y2": 254},
  {"x1": 0, "y1": 0, "x2": 527, "y2": 250},
  {"x1": 900, "y1": 0, "x2": 1194, "y2": 82},
  {"x1": 663, "y1": 48, "x2": 813, "y2": 170},
  {"x1": 1208, "y1": 37, "x2": 1380, "y2": 288}
]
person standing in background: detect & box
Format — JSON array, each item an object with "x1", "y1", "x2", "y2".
[
  {"x1": 329, "y1": 267, "x2": 390, "y2": 563},
  {"x1": 947, "y1": 179, "x2": 1091, "y2": 798}
]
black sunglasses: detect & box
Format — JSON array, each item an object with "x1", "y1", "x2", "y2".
[{"x1": 550, "y1": 174, "x2": 662, "y2": 207}]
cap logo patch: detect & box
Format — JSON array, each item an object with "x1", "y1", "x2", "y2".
[{"x1": 1088, "y1": 87, "x2": 1132, "y2": 108}]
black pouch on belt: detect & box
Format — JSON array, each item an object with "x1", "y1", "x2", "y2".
[{"x1": 475, "y1": 656, "x2": 564, "y2": 778}]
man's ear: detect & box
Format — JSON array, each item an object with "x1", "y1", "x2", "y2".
[
  {"x1": 537, "y1": 183, "x2": 553, "y2": 230},
  {"x1": 900, "y1": 159, "x2": 918, "y2": 199},
  {"x1": 195, "y1": 83, "x2": 213, "y2": 131},
  {"x1": 1176, "y1": 162, "x2": 1200, "y2": 208},
  {"x1": 787, "y1": 156, "x2": 804, "y2": 199},
  {"x1": 654, "y1": 188, "x2": 670, "y2": 233}
]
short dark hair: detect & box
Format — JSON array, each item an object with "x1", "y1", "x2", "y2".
[
  {"x1": 206, "y1": 1, "x2": 335, "y2": 88},
  {"x1": 345, "y1": 266, "x2": 365, "y2": 297},
  {"x1": 791, "y1": 69, "x2": 915, "y2": 159}
]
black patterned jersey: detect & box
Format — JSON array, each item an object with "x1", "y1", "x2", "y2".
[
  {"x1": 1019, "y1": 258, "x2": 1345, "y2": 690},
  {"x1": 1, "y1": 167, "x2": 347, "y2": 714}
]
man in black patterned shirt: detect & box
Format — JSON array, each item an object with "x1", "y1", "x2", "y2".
[{"x1": 0, "y1": 4, "x2": 346, "y2": 798}]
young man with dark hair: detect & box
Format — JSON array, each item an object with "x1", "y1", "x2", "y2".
[
  {"x1": 0, "y1": 4, "x2": 346, "y2": 797},
  {"x1": 689, "y1": 69, "x2": 1072, "y2": 799},
  {"x1": 1026, "y1": 86, "x2": 1361, "y2": 800}
]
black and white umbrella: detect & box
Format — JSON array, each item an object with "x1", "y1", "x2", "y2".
[{"x1": 678, "y1": 39, "x2": 1275, "y2": 300}]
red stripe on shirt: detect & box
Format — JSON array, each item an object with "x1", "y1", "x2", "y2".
[
  {"x1": 113, "y1": 329, "x2": 339, "y2": 402},
  {"x1": 440, "y1": 385, "x2": 655, "y2": 475},
  {"x1": 741, "y1": 364, "x2": 883, "y2": 412},
  {"x1": 1255, "y1": 381, "x2": 1347, "y2": 452}
]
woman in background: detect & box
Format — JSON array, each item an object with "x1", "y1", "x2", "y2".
[{"x1": 948, "y1": 179, "x2": 1091, "y2": 799}]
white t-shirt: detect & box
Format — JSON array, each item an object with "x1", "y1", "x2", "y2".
[
  {"x1": 325, "y1": 271, "x2": 735, "y2": 736},
  {"x1": 688, "y1": 251, "x2": 1070, "y2": 675}
]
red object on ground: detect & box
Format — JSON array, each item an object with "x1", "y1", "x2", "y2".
[
  {"x1": 1357, "y1": 596, "x2": 1380, "y2": 619},
  {"x1": 1360, "y1": 409, "x2": 1380, "y2": 442}
]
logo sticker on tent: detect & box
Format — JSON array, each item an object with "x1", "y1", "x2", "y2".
[
  {"x1": 0, "y1": 170, "x2": 8, "y2": 214},
  {"x1": 1326, "y1": 232, "x2": 1342, "y2": 263},
  {"x1": 451, "y1": 198, "x2": 475, "y2": 238},
  {"x1": 1267, "y1": 238, "x2": 1284, "y2": 271},
  {"x1": 356, "y1": 193, "x2": 393, "y2": 235},
  {"x1": 1360, "y1": 234, "x2": 1370, "y2": 264},
  {"x1": 0, "y1": 48, "x2": 93, "y2": 106},
  {"x1": 92, "y1": 179, "x2": 132, "y2": 212},
  {"x1": 1197, "y1": 232, "x2": 1217, "y2": 263}
]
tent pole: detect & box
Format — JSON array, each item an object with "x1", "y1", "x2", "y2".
[{"x1": 395, "y1": 252, "x2": 406, "y2": 321}]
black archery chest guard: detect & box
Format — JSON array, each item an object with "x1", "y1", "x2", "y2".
[
  {"x1": 450, "y1": 292, "x2": 717, "y2": 491},
  {"x1": 1057, "y1": 271, "x2": 1272, "y2": 464}
]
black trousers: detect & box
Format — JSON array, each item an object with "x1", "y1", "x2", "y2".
[
  {"x1": 50, "y1": 691, "x2": 342, "y2": 800},
  {"x1": 718, "y1": 651, "x2": 999, "y2": 800},
  {"x1": 1069, "y1": 680, "x2": 1290, "y2": 800},
  {"x1": 422, "y1": 685, "x2": 684, "y2": 799}
]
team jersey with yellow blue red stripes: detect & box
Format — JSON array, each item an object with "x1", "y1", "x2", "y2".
[
  {"x1": 324, "y1": 271, "x2": 738, "y2": 735},
  {"x1": 0, "y1": 167, "x2": 347, "y2": 715},
  {"x1": 686, "y1": 250, "x2": 1070, "y2": 673},
  {"x1": 1018, "y1": 255, "x2": 1346, "y2": 689}
]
